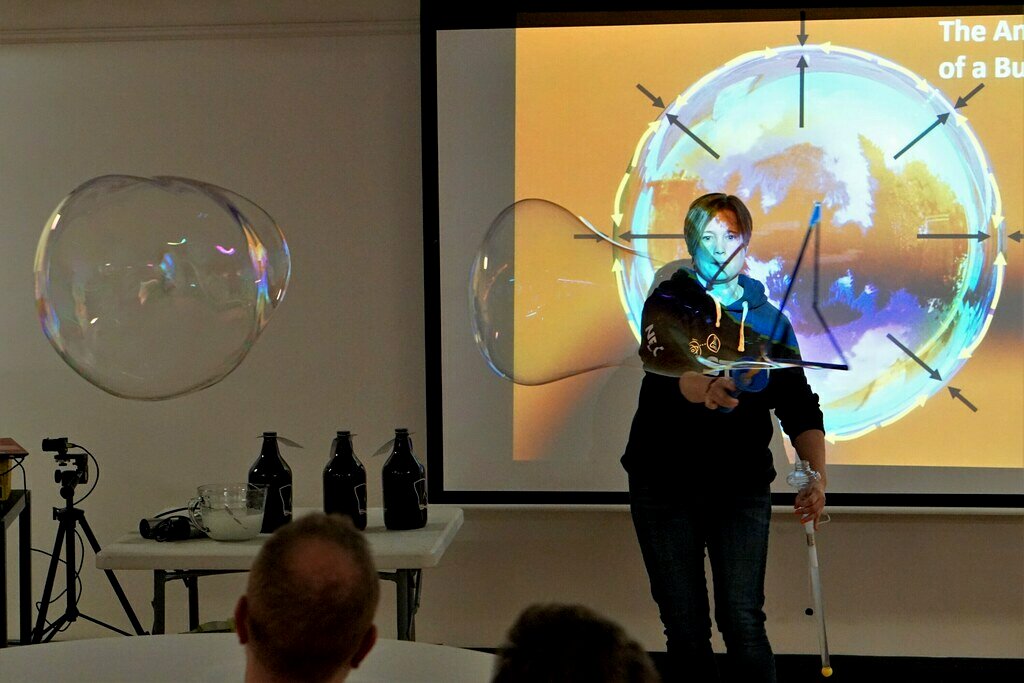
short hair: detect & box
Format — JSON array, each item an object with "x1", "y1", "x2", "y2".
[
  {"x1": 492, "y1": 603, "x2": 661, "y2": 683},
  {"x1": 682, "y1": 192, "x2": 753, "y2": 257},
  {"x1": 246, "y1": 513, "x2": 379, "y2": 683}
]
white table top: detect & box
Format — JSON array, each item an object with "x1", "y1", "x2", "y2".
[
  {"x1": 96, "y1": 506, "x2": 463, "y2": 572},
  {"x1": 0, "y1": 633, "x2": 496, "y2": 683}
]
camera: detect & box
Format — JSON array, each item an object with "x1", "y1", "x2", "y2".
[{"x1": 42, "y1": 436, "x2": 88, "y2": 486}]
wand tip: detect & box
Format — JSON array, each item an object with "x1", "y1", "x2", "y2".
[{"x1": 821, "y1": 666, "x2": 833, "y2": 677}]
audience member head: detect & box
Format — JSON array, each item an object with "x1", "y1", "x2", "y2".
[
  {"x1": 492, "y1": 603, "x2": 661, "y2": 683},
  {"x1": 235, "y1": 513, "x2": 379, "y2": 683}
]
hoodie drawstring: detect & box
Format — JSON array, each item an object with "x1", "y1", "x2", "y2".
[
  {"x1": 709, "y1": 290, "x2": 748, "y2": 352},
  {"x1": 738, "y1": 300, "x2": 748, "y2": 352}
]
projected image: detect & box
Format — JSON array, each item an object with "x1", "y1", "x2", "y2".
[
  {"x1": 437, "y1": 11, "x2": 1023, "y2": 496},
  {"x1": 614, "y1": 44, "x2": 1002, "y2": 442}
]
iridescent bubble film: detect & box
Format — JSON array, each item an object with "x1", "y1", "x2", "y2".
[
  {"x1": 34, "y1": 175, "x2": 291, "y2": 400},
  {"x1": 614, "y1": 45, "x2": 1004, "y2": 439},
  {"x1": 471, "y1": 198, "x2": 637, "y2": 385},
  {"x1": 162, "y1": 176, "x2": 291, "y2": 317}
]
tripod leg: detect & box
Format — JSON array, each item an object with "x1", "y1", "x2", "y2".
[
  {"x1": 63, "y1": 511, "x2": 78, "y2": 620},
  {"x1": 78, "y1": 515, "x2": 147, "y2": 635},
  {"x1": 32, "y1": 521, "x2": 67, "y2": 643}
]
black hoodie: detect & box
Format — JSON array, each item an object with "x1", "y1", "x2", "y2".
[{"x1": 622, "y1": 268, "x2": 824, "y2": 491}]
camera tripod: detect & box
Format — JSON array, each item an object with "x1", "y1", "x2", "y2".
[{"x1": 32, "y1": 463, "x2": 147, "y2": 642}]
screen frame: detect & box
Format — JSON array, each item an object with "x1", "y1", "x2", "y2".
[{"x1": 421, "y1": 2, "x2": 1024, "y2": 508}]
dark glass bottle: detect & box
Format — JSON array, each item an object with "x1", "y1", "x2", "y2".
[
  {"x1": 323, "y1": 431, "x2": 368, "y2": 530},
  {"x1": 382, "y1": 428, "x2": 427, "y2": 530},
  {"x1": 248, "y1": 431, "x2": 293, "y2": 533}
]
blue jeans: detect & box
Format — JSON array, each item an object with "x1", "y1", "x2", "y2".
[{"x1": 630, "y1": 478, "x2": 776, "y2": 683}]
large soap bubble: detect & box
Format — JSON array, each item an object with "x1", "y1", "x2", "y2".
[
  {"x1": 34, "y1": 175, "x2": 291, "y2": 400},
  {"x1": 614, "y1": 44, "x2": 1004, "y2": 440}
]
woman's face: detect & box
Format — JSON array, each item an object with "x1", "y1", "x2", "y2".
[{"x1": 693, "y1": 209, "x2": 747, "y2": 284}]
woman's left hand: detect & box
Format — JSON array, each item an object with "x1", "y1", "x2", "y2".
[{"x1": 794, "y1": 480, "x2": 826, "y2": 529}]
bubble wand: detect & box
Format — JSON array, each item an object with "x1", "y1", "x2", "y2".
[{"x1": 786, "y1": 458, "x2": 832, "y2": 678}]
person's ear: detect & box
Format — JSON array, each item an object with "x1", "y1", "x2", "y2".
[
  {"x1": 350, "y1": 624, "x2": 377, "y2": 668},
  {"x1": 234, "y1": 596, "x2": 249, "y2": 644}
]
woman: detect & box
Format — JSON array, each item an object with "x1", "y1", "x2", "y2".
[{"x1": 622, "y1": 193, "x2": 827, "y2": 682}]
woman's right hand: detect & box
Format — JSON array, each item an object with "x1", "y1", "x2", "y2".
[{"x1": 704, "y1": 376, "x2": 739, "y2": 411}]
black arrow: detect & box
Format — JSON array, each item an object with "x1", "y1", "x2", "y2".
[
  {"x1": 636, "y1": 83, "x2": 665, "y2": 109},
  {"x1": 894, "y1": 113, "x2": 949, "y2": 160},
  {"x1": 618, "y1": 231, "x2": 687, "y2": 242},
  {"x1": 797, "y1": 56, "x2": 808, "y2": 128},
  {"x1": 1010, "y1": 230, "x2": 1022, "y2": 243},
  {"x1": 954, "y1": 82, "x2": 985, "y2": 109},
  {"x1": 948, "y1": 386, "x2": 978, "y2": 412},
  {"x1": 701, "y1": 243, "x2": 746, "y2": 291},
  {"x1": 917, "y1": 231, "x2": 989, "y2": 242},
  {"x1": 886, "y1": 333, "x2": 941, "y2": 380},
  {"x1": 797, "y1": 10, "x2": 809, "y2": 45},
  {"x1": 665, "y1": 114, "x2": 720, "y2": 159},
  {"x1": 573, "y1": 233, "x2": 604, "y2": 241}
]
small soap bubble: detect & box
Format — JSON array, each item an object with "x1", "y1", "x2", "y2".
[
  {"x1": 469, "y1": 198, "x2": 638, "y2": 385},
  {"x1": 34, "y1": 175, "x2": 291, "y2": 400}
]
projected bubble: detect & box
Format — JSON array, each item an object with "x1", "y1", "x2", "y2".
[
  {"x1": 34, "y1": 175, "x2": 291, "y2": 400},
  {"x1": 471, "y1": 198, "x2": 638, "y2": 385},
  {"x1": 614, "y1": 44, "x2": 1004, "y2": 439}
]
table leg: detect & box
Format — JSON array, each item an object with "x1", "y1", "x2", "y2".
[
  {"x1": 395, "y1": 570, "x2": 410, "y2": 641},
  {"x1": 19, "y1": 491, "x2": 31, "y2": 646},
  {"x1": 1, "y1": 510, "x2": 7, "y2": 648},
  {"x1": 185, "y1": 575, "x2": 200, "y2": 631},
  {"x1": 152, "y1": 570, "x2": 167, "y2": 635},
  {"x1": 391, "y1": 569, "x2": 422, "y2": 642}
]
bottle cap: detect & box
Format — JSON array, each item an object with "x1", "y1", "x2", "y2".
[
  {"x1": 263, "y1": 431, "x2": 277, "y2": 437},
  {"x1": 337, "y1": 430, "x2": 350, "y2": 437},
  {"x1": 395, "y1": 427, "x2": 409, "y2": 434}
]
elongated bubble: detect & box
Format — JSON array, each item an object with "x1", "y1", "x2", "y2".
[{"x1": 470, "y1": 198, "x2": 640, "y2": 385}]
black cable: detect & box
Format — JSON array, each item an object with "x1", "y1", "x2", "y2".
[
  {"x1": 0, "y1": 455, "x2": 26, "y2": 478},
  {"x1": 54, "y1": 532, "x2": 86, "y2": 635},
  {"x1": 155, "y1": 506, "x2": 187, "y2": 518},
  {"x1": 72, "y1": 444, "x2": 100, "y2": 505},
  {"x1": 72, "y1": 529, "x2": 85, "y2": 611},
  {"x1": 3, "y1": 457, "x2": 29, "y2": 494},
  {"x1": 31, "y1": 529, "x2": 85, "y2": 609}
]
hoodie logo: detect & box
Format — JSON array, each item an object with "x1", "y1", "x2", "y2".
[
  {"x1": 689, "y1": 334, "x2": 721, "y2": 356},
  {"x1": 644, "y1": 324, "x2": 664, "y2": 357}
]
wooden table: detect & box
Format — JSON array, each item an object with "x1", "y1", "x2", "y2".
[{"x1": 96, "y1": 506, "x2": 463, "y2": 641}]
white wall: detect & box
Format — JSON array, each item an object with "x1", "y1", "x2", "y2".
[{"x1": 2, "y1": 2, "x2": 1021, "y2": 659}]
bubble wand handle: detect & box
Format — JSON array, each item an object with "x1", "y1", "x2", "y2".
[
  {"x1": 716, "y1": 361, "x2": 769, "y2": 414},
  {"x1": 786, "y1": 459, "x2": 832, "y2": 678}
]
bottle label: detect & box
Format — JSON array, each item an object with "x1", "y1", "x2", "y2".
[
  {"x1": 279, "y1": 484, "x2": 293, "y2": 518},
  {"x1": 414, "y1": 478, "x2": 427, "y2": 511},
  {"x1": 354, "y1": 483, "x2": 368, "y2": 515}
]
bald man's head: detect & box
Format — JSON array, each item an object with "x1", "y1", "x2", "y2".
[{"x1": 237, "y1": 514, "x2": 379, "y2": 683}]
